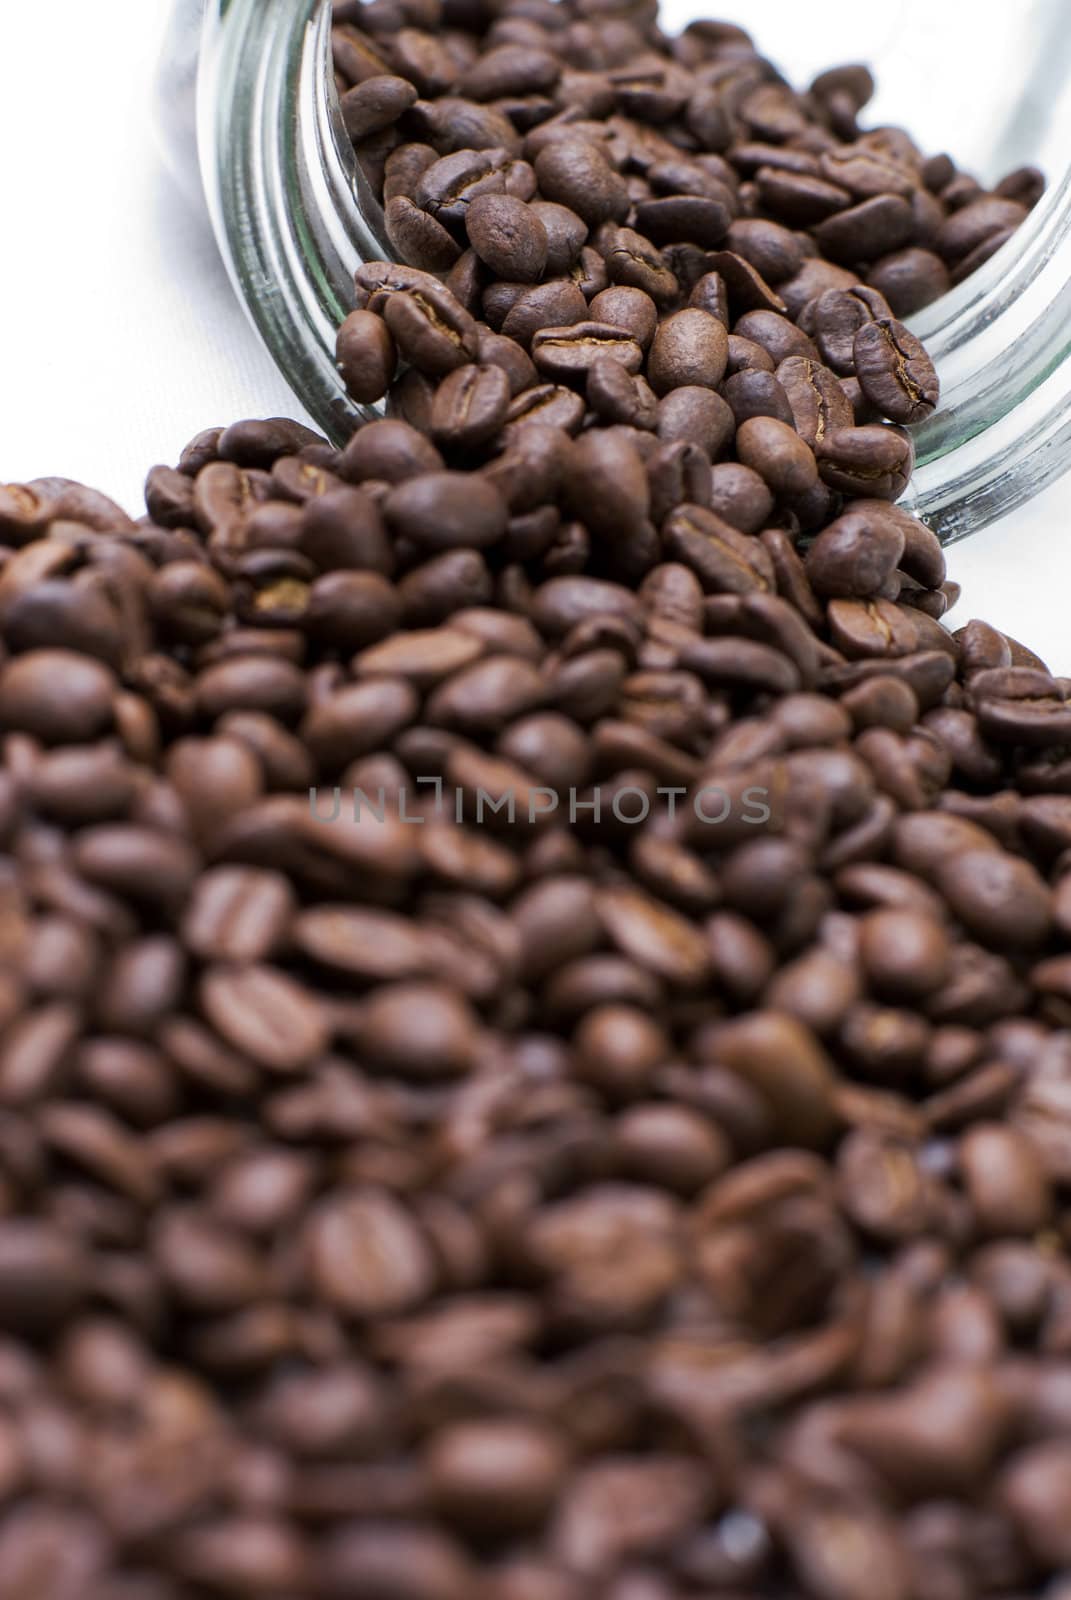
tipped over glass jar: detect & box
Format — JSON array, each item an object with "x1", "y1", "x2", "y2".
[{"x1": 162, "y1": 0, "x2": 1071, "y2": 543}]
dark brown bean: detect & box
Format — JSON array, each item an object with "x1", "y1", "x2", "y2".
[
  {"x1": 429, "y1": 364, "x2": 512, "y2": 449},
  {"x1": 200, "y1": 964, "x2": 329, "y2": 1072},
  {"x1": 466, "y1": 194, "x2": 549, "y2": 282},
  {"x1": 336, "y1": 309, "x2": 397, "y2": 405},
  {"x1": 736, "y1": 415, "x2": 819, "y2": 497},
  {"x1": 854, "y1": 316, "x2": 940, "y2": 424},
  {"x1": 0, "y1": 650, "x2": 117, "y2": 743},
  {"x1": 384, "y1": 472, "x2": 507, "y2": 550}
]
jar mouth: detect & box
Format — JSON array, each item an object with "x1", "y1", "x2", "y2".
[
  {"x1": 199, "y1": 0, "x2": 387, "y2": 445},
  {"x1": 200, "y1": 0, "x2": 1071, "y2": 543}
]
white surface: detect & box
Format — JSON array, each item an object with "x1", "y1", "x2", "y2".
[{"x1": 1, "y1": 0, "x2": 1069, "y2": 667}]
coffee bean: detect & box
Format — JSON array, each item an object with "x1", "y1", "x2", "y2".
[
  {"x1": 777, "y1": 355, "x2": 854, "y2": 450},
  {"x1": 306, "y1": 1186, "x2": 435, "y2": 1316},
  {"x1": 817, "y1": 424, "x2": 913, "y2": 500},
  {"x1": 814, "y1": 194, "x2": 915, "y2": 263},
  {"x1": 936, "y1": 850, "x2": 1051, "y2": 948},
  {"x1": 725, "y1": 217, "x2": 804, "y2": 282},
  {"x1": 0, "y1": 650, "x2": 117, "y2": 743},
  {"x1": 587, "y1": 286, "x2": 658, "y2": 351},
  {"x1": 533, "y1": 139, "x2": 630, "y2": 227},
  {"x1": 634, "y1": 195, "x2": 732, "y2": 248},
  {"x1": 999, "y1": 1443, "x2": 1071, "y2": 1569},
  {"x1": 384, "y1": 471, "x2": 507, "y2": 550},
  {"x1": 427, "y1": 1419, "x2": 566, "y2": 1532},
  {"x1": 430, "y1": 364, "x2": 512, "y2": 450},
  {"x1": 736, "y1": 416, "x2": 819, "y2": 497},
  {"x1": 466, "y1": 194, "x2": 549, "y2": 282},
  {"x1": 709, "y1": 1011, "x2": 837, "y2": 1147},
  {"x1": 854, "y1": 316, "x2": 940, "y2": 424},
  {"x1": 722, "y1": 370, "x2": 794, "y2": 430},
  {"x1": 531, "y1": 321, "x2": 644, "y2": 380},
  {"x1": 0, "y1": 1222, "x2": 88, "y2": 1332},
  {"x1": 425, "y1": 654, "x2": 546, "y2": 732},
  {"x1": 182, "y1": 867, "x2": 295, "y2": 963},
  {"x1": 336, "y1": 309, "x2": 397, "y2": 405},
  {"x1": 200, "y1": 964, "x2": 329, "y2": 1073},
  {"x1": 587, "y1": 359, "x2": 659, "y2": 430},
  {"x1": 707, "y1": 249, "x2": 787, "y2": 315},
  {"x1": 805, "y1": 508, "x2": 905, "y2": 598},
  {"x1": 361, "y1": 981, "x2": 478, "y2": 1077},
  {"x1": 688, "y1": 270, "x2": 731, "y2": 325},
  {"x1": 658, "y1": 386, "x2": 734, "y2": 455},
  {"x1": 529, "y1": 200, "x2": 587, "y2": 275},
  {"x1": 734, "y1": 309, "x2": 818, "y2": 365},
  {"x1": 355, "y1": 626, "x2": 484, "y2": 687},
  {"x1": 384, "y1": 192, "x2": 463, "y2": 270},
  {"x1": 602, "y1": 226, "x2": 679, "y2": 305},
  {"x1": 301, "y1": 678, "x2": 419, "y2": 769},
  {"x1": 707, "y1": 462, "x2": 774, "y2": 533},
  {"x1": 960, "y1": 1123, "x2": 1052, "y2": 1237},
  {"x1": 381, "y1": 285, "x2": 480, "y2": 376},
  {"x1": 339, "y1": 71, "x2": 418, "y2": 139}
]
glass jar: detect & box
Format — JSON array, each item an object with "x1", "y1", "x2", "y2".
[{"x1": 174, "y1": 0, "x2": 1071, "y2": 543}]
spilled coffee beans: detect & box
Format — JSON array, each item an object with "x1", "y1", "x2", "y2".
[{"x1": 0, "y1": 1, "x2": 1061, "y2": 1596}]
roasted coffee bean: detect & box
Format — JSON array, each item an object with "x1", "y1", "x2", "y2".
[
  {"x1": 806, "y1": 508, "x2": 905, "y2": 598},
  {"x1": 734, "y1": 308, "x2": 817, "y2": 366},
  {"x1": 587, "y1": 359, "x2": 659, "y2": 430},
  {"x1": 340, "y1": 72, "x2": 418, "y2": 141},
  {"x1": 380, "y1": 284, "x2": 479, "y2": 377},
  {"x1": 338, "y1": 417, "x2": 444, "y2": 485},
  {"x1": 528, "y1": 200, "x2": 587, "y2": 276},
  {"x1": 936, "y1": 849, "x2": 1051, "y2": 948},
  {"x1": 736, "y1": 415, "x2": 819, "y2": 497},
  {"x1": 646, "y1": 308, "x2": 729, "y2": 395},
  {"x1": 182, "y1": 867, "x2": 295, "y2": 963},
  {"x1": 777, "y1": 355, "x2": 854, "y2": 450},
  {"x1": 663, "y1": 503, "x2": 773, "y2": 594},
  {"x1": 531, "y1": 321, "x2": 644, "y2": 379},
  {"x1": 811, "y1": 284, "x2": 890, "y2": 374},
  {"x1": 658, "y1": 386, "x2": 734, "y2": 455},
  {"x1": 384, "y1": 192, "x2": 463, "y2": 270},
  {"x1": 960, "y1": 1123, "x2": 1052, "y2": 1237},
  {"x1": 814, "y1": 193, "x2": 915, "y2": 263},
  {"x1": 0, "y1": 650, "x2": 117, "y2": 743},
  {"x1": 587, "y1": 285, "x2": 659, "y2": 351},
  {"x1": 722, "y1": 370, "x2": 794, "y2": 430},
  {"x1": 384, "y1": 471, "x2": 507, "y2": 549},
  {"x1": 465, "y1": 194, "x2": 549, "y2": 282},
  {"x1": 499, "y1": 279, "x2": 589, "y2": 347},
  {"x1": 854, "y1": 316, "x2": 940, "y2": 424},
  {"x1": 708, "y1": 462, "x2": 774, "y2": 533},
  {"x1": 602, "y1": 226, "x2": 679, "y2": 306},
  {"x1": 817, "y1": 424, "x2": 913, "y2": 500},
  {"x1": 336, "y1": 308, "x2": 397, "y2": 405},
  {"x1": 302, "y1": 677, "x2": 419, "y2": 769},
  {"x1": 429, "y1": 364, "x2": 512, "y2": 449},
  {"x1": 530, "y1": 139, "x2": 628, "y2": 229},
  {"x1": 634, "y1": 194, "x2": 732, "y2": 249},
  {"x1": 867, "y1": 246, "x2": 951, "y2": 315},
  {"x1": 200, "y1": 963, "x2": 328, "y2": 1072}
]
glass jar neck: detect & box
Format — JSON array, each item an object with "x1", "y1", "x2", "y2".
[
  {"x1": 199, "y1": 0, "x2": 383, "y2": 442},
  {"x1": 200, "y1": 0, "x2": 1071, "y2": 544}
]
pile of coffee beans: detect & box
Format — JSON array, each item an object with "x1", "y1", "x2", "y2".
[
  {"x1": 1, "y1": 3, "x2": 1069, "y2": 1598},
  {"x1": 4, "y1": 415, "x2": 1071, "y2": 1597}
]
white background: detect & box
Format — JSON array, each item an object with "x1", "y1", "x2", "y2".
[{"x1": 1, "y1": 0, "x2": 1069, "y2": 667}]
